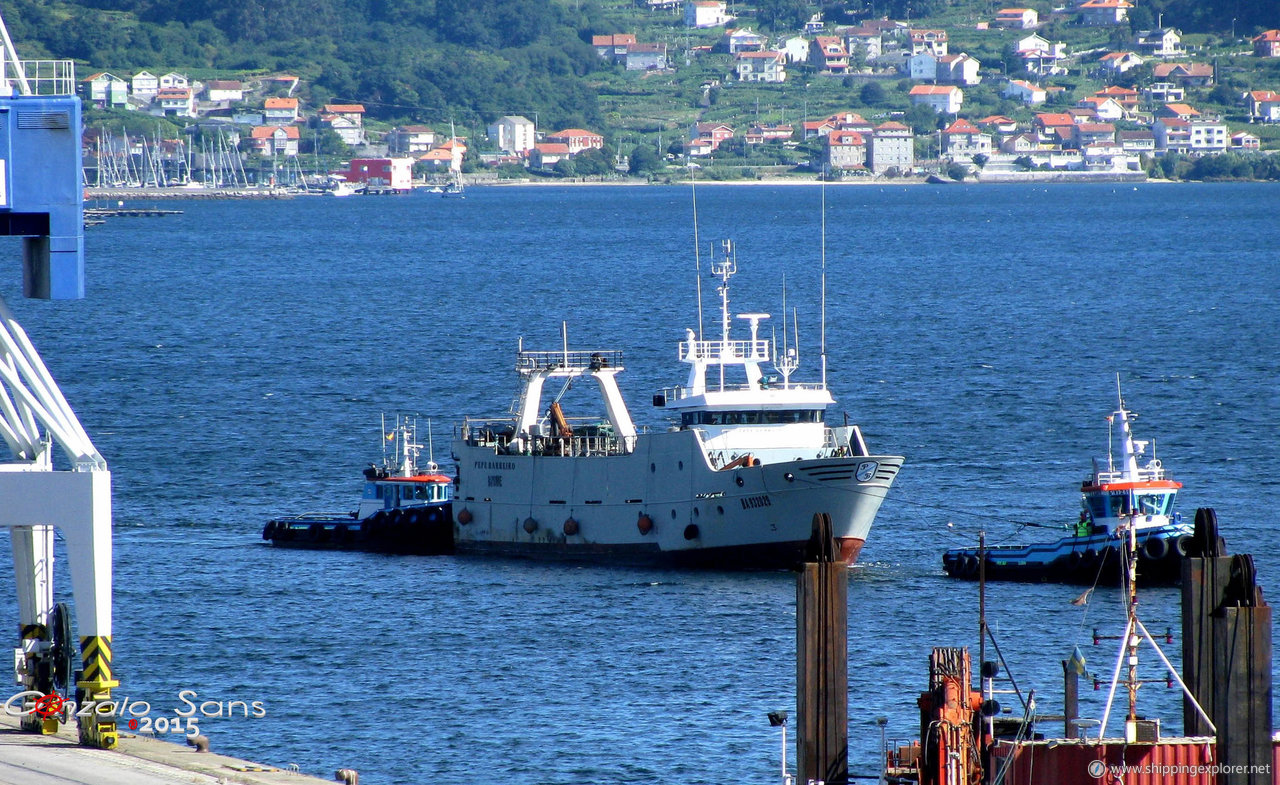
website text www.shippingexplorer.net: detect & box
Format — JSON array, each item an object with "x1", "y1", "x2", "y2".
[{"x1": 1087, "y1": 760, "x2": 1272, "y2": 779}]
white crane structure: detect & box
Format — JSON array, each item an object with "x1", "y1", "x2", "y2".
[{"x1": 0, "y1": 11, "x2": 118, "y2": 750}]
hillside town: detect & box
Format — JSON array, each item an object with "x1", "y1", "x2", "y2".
[{"x1": 75, "y1": 0, "x2": 1280, "y2": 186}]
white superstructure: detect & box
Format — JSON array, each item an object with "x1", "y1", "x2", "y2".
[{"x1": 451, "y1": 241, "x2": 902, "y2": 568}]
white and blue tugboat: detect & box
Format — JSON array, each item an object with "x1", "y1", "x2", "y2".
[
  {"x1": 263, "y1": 417, "x2": 453, "y2": 554},
  {"x1": 450, "y1": 241, "x2": 903, "y2": 569},
  {"x1": 943, "y1": 384, "x2": 1192, "y2": 584}
]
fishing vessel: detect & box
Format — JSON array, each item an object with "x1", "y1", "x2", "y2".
[
  {"x1": 942, "y1": 383, "x2": 1192, "y2": 584},
  {"x1": 450, "y1": 240, "x2": 903, "y2": 569},
  {"x1": 263, "y1": 417, "x2": 453, "y2": 553}
]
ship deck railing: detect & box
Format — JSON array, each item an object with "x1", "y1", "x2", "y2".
[
  {"x1": 660, "y1": 380, "x2": 827, "y2": 401},
  {"x1": 681, "y1": 338, "x2": 770, "y2": 363},
  {"x1": 516, "y1": 349, "x2": 623, "y2": 374},
  {"x1": 459, "y1": 418, "x2": 639, "y2": 457},
  {"x1": 4, "y1": 60, "x2": 76, "y2": 96},
  {"x1": 1091, "y1": 466, "x2": 1167, "y2": 484}
]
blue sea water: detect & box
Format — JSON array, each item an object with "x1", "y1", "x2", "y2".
[{"x1": 0, "y1": 182, "x2": 1277, "y2": 784}]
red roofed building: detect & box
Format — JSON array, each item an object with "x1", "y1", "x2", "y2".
[
  {"x1": 868, "y1": 121, "x2": 913, "y2": 174},
  {"x1": 909, "y1": 29, "x2": 948, "y2": 56},
  {"x1": 593, "y1": 34, "x2": 637, "y2": 60},
  {"x1": 908, "y1": 84, "x2": 963, "y2": 114},
  {"x1": 826, "y1": 130, "x2": 866, "y2": 170},
  {"x1": 1078, "y1": 0, "x2": 1132, "y2": 26},
  {"x1": 530, "y1": 143, "x2": 572, "y2": 168},
  {"x1": 1152, "y1": 62, "x2": 1215, "y2": 87},
  {"x1": 546, "y1": 129, "x2": 605, "y2": 155},
  {"x1": 994, "y1": 8, "x2": 1038, "y2": 29},
  {"x1": 263, "y1": 97, "x2": 299, "y2": 124},
  {"x1": 941, "y1": 118, "x2": 991, "y2": 162},
  {"x1": 249, "y1": 125, "x2": 301, "y2": 156},
  {"x1": 1247, "y1": 90, "x2": 1280, "y2": 122},
  {"x1": 1253, "y1": 30, "x2": 1280, "y2": 58},
  {"x1": 689, "y1": 122, "x2": 734, "y2": 152},
  {"x1": 811, "y1": 36, "x2": 850, "y2": 73},
  {"x1": 1099, "y1": 51, "x2": 1144, "y2": 74}
]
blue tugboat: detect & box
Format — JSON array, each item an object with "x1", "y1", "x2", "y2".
[
  {"x1": 263, "y1": 417, "x2": 454, "y2": 554},
  {"x1": 943, "y1": 384, "x2": 1192, "y2": 584}
]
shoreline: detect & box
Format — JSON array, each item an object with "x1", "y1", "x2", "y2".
[{"x1": 83, "y1": 174, "x2": 1212, "y2": 200}]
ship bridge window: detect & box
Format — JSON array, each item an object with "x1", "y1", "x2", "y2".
[
  {"x1": 681, "y1": 410, "x2": 822, "y2": 427},
  {"x1": 1087, "y1": 497, "x2": 1108, "y2": 520},
  {"x1": 1107, "y1": 493, "x2": 1131, "y2": 517},
  {"x1": 1135, "y1": 493, "x2": 1170, "y2": 516}
]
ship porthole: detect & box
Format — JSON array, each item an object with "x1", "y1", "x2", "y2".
[
  {"x1": 784, "y1": 472, "x2": 794, "y2": 482},
  {"x1": 735, "y1": 476, "x2": 744, "y2": 487},
  {"x1": 716, "y1": 505, "x2": 724, "y2": 515},
  {"x1": 670, "y1": 509, "x2": 677, "y2": 519},
  {"x1": 693, "y1": 508, "x2": 700, "y2": 518},
  {"x1": 683, "y1": 524, "x2": 699, "y2": 540},
  {"x1": 650, "y1": 463, "x2": 656, "y2": 473},
  {"x1": 678, "y1": 461, "x2": 684, "y2": 471}
]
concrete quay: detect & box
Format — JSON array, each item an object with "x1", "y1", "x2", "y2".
[{"x1": 0, "y1": 714, "x2": 335, "y2": 785}]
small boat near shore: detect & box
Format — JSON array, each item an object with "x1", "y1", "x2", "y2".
[
  {"x1": 943, "y1": 383, "x2": 1192, "y2": 584},
  {"x1": 263, "y1": 417, "x2": 453, "y2": 554}
]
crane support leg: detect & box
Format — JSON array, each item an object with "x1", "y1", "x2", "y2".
[{"x1": 11, "y1": 523, "x2": 55, "y2": 733}]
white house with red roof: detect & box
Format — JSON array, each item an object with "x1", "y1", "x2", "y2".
[
  {"x1": 1151, "y1": 118, "x2": 1191, "y2": 153},
  {"x1": 1076, "y1": 96, "x2": 1124, "y2": 121},
  {"x1": 1247, "y1": 90, "x2": 1280, "y2": 122},
  {"x1": 722, "y1": 28, "x2": 767, "y2": 53},
  {"x1": 908, "y1": 29, "x2": 948, "y2": 56},
  {"x1": 249, "y1": 126, "x2": 300, "y2": 156},
  {"x1": 977, "y1": 115, "x2": 1019, "y2": 135},
  {"x1": 1017, "y1": 33, "x2": 1067, "y2": 76},
  {"x1": 802, "y1": 119, "x2": 836, "y2": 140},
  {"x1": 1078, "y1": 0, "x2": 1131, "y2": 25},
  {"x1": 940, "y1": 119, "x2": 991, "y2": 162},
  {"x1": 1253, "y1": 30, "x2": 1280, "y2": 58},
  {"x1": 909, "y1": 84, "x2": 963, "y2": 114},
  {"x1": 826, "y1": 130, "x2": 867, "y2": 170},
  {"x1": 1003, "y1": 79, "x2": 1045, "y2": 105},
  {"x1": 546, "y1": 129, "x2": 605, "y2": 154},
  {"x1": 152, "y1": 88, "x2": 195, "y2": 118},
  {"x1": 1231, "y1": 131, "x2": 1261, "y2": 150},
  {"x1": 530, "y1": 143, "x2": 572, "y2": 168},
  {"x1": 811, "y1": 36, "x2": 850, "y2": 73},
  {"x1": 263, "y1": 97, "x2": 299, "y2": 125},
  {"x1": 994, "y1": 8, "x2": 1038, "y2": 28},
  {"x1": 736, "y1": 50, "x2": 786, "y2": 82},
  {"x1": 1094, "y1": 86, "x2": 1139, "y2": 113},
  {"x1": 868, "y1": 122, "x2": 914, "y2": 174},
  {"x1": 1099, "y1": 51, "x2": 1144, "y2": 74},
  {"x1": 685, "y1": 1, "x2": 732, "y2": 28}
]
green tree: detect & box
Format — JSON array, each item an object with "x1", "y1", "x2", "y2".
[
  {"x1": 904, "y1": 102, "x2": 939, "y2": 135},
  {"x1": 628, "y1": 143, "x2": 664, "y2": 176},
  {"x1": 860, "y1": 81, "x2": 887, "y2": 107}
]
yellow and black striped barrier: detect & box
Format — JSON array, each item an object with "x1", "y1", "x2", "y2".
[{"x1": 77, "y1": 635, "x2": 119, "y2": 749}]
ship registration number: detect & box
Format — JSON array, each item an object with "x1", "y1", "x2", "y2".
[{"x1": 740, "y1": 494, "x2": 772, "y2": 510}]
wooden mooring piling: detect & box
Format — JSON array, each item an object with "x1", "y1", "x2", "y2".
[
  {"x1": 796, "y1": 513, "x2": 849, "y2": 785},
  {"x1": 1181, "y1": 508, "x2": 1273, "y2": 785}
]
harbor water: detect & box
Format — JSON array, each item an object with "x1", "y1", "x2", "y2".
[{"x1": 0, "y1": 182, "x2": 1276, "y2": 784}]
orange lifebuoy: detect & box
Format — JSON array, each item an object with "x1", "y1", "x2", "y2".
[
  {"x1": 563, "y1": 517, "x2": 579, "y2": 536},
  {"x1": 457, "y1": 508, "x2": 473, "y2": 525},
  {"x1": 637, "y1": 514, "x2": 653, "y2": 535}
]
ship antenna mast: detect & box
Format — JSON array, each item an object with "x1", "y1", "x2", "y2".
[
  {"x1": 820, "y1": 167, "x2": 828, "y2": 389},
  {"x1": 690, "y1": 160, "x2": 704, "y2": 341}
]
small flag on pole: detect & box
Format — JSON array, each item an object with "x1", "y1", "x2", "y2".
[{"x1": 1067, "y1": 645, "x2": 1088, "y2": 676}]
